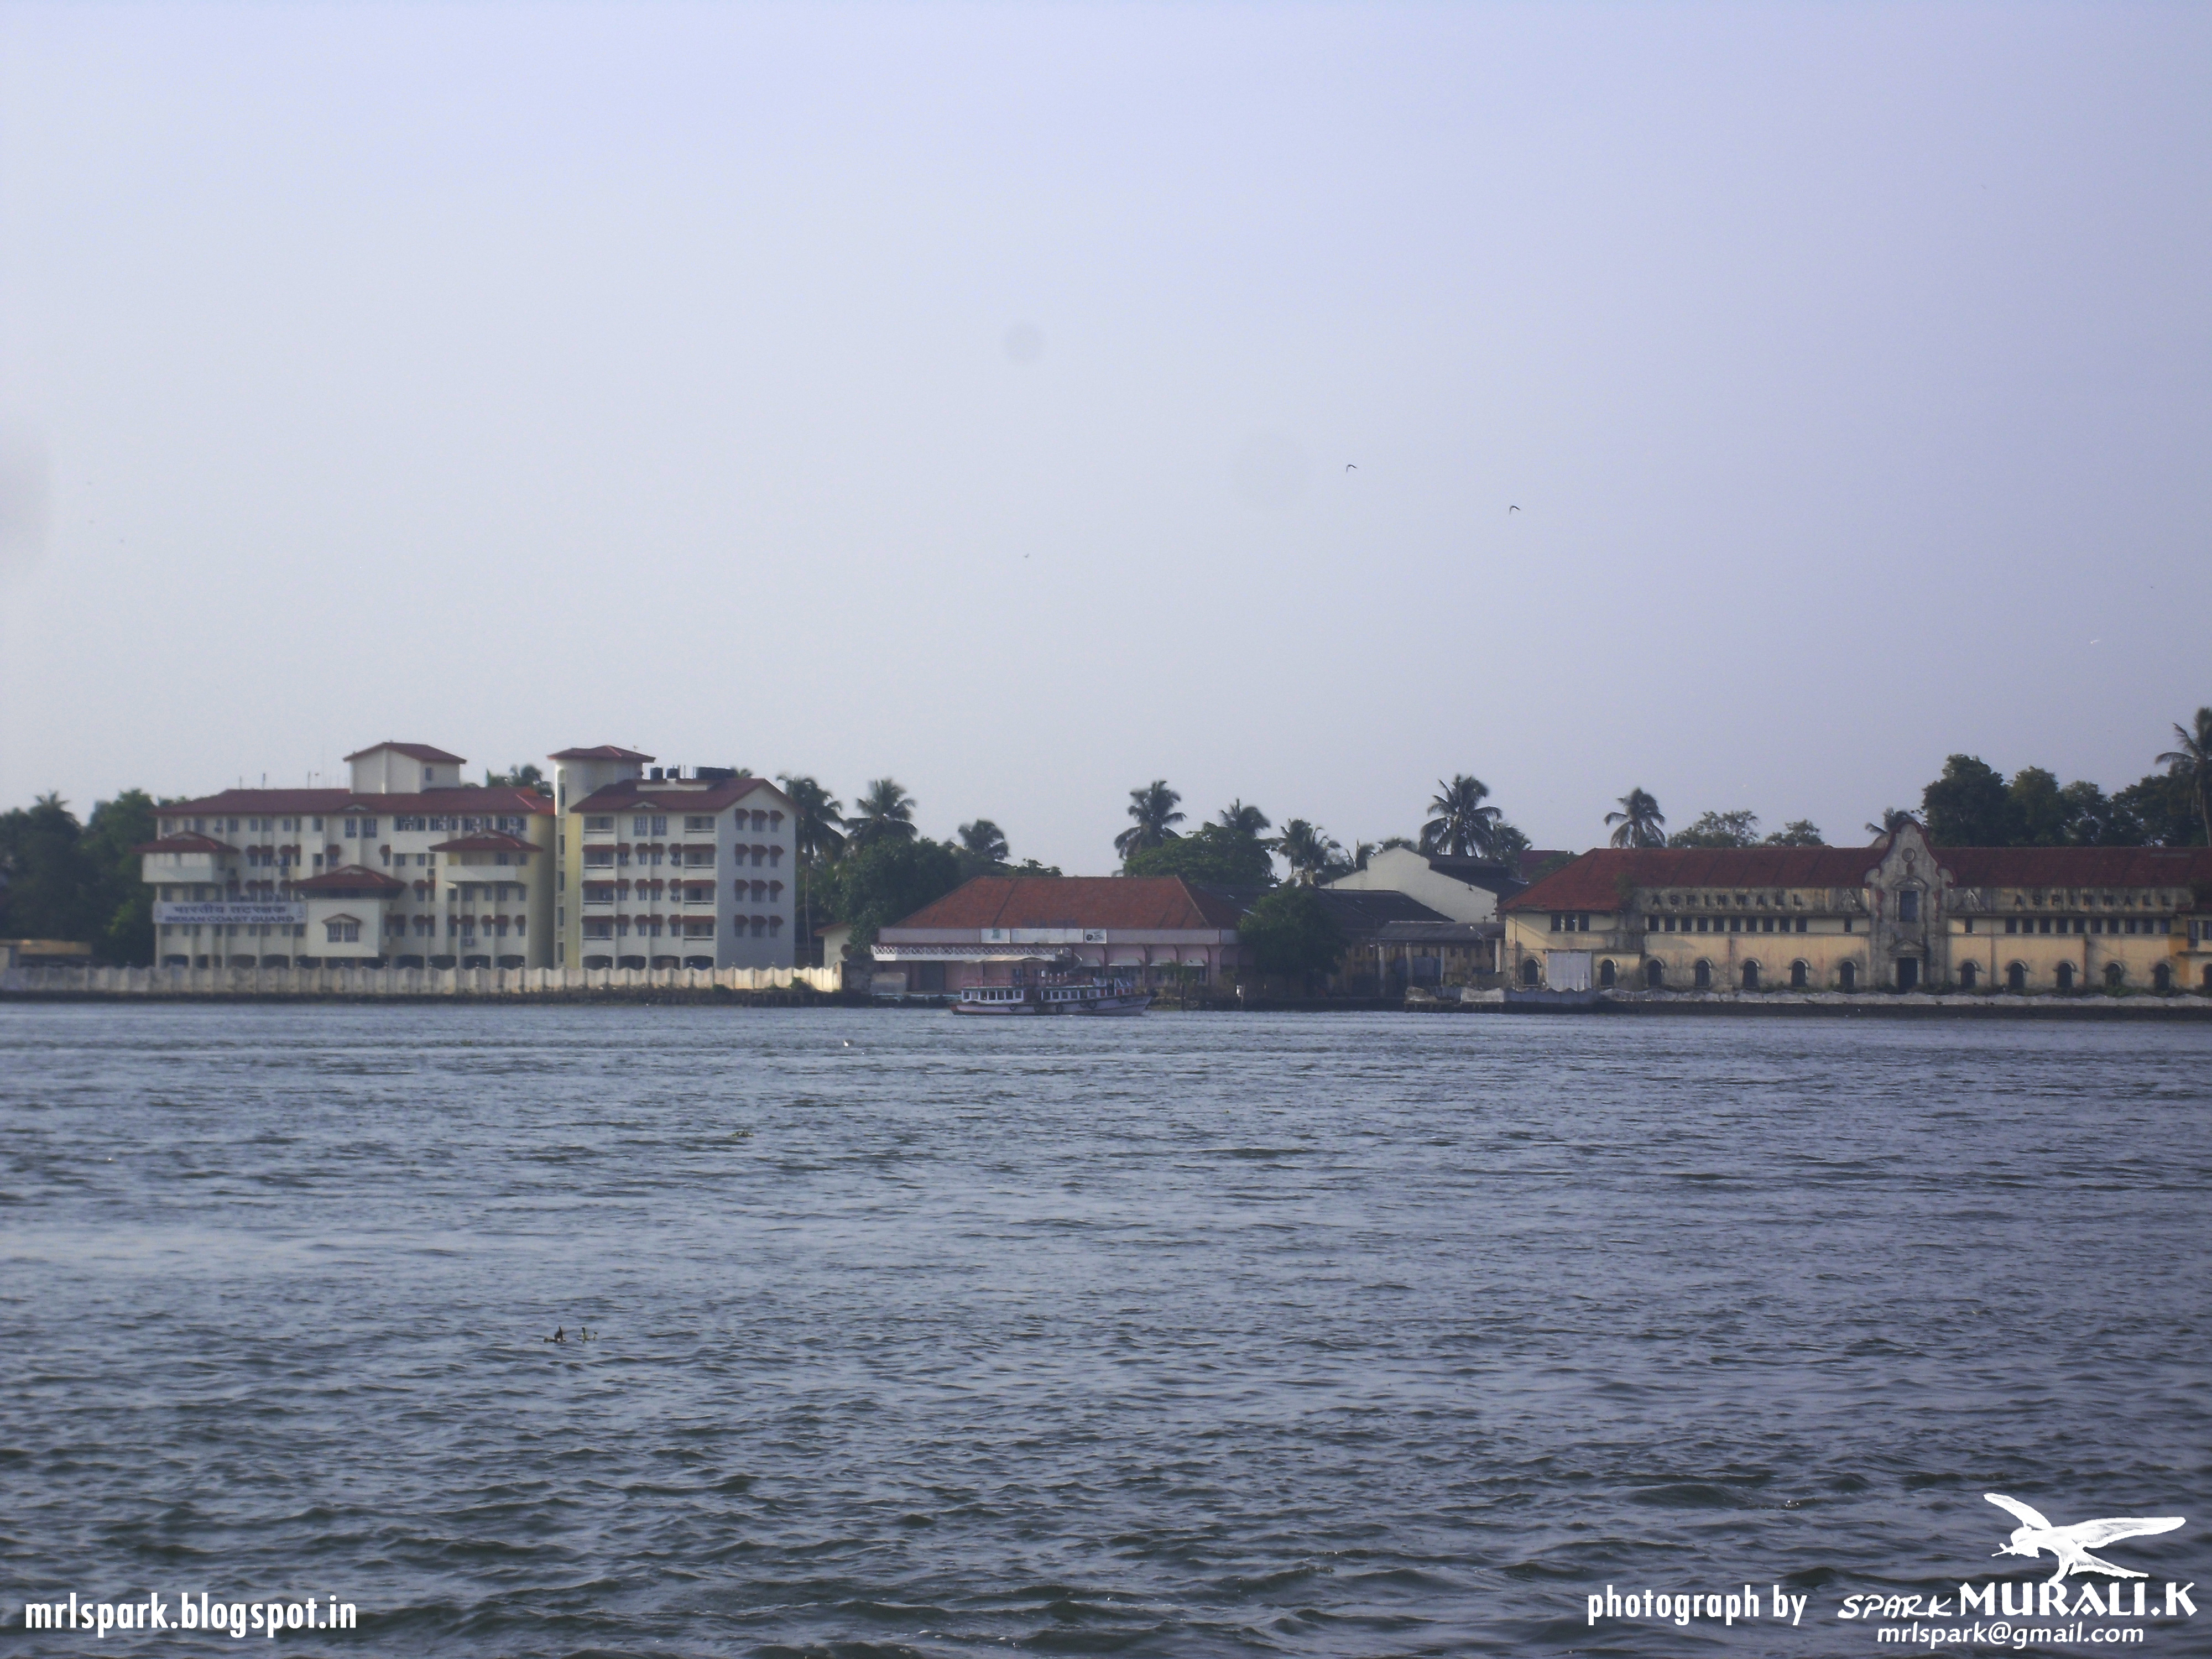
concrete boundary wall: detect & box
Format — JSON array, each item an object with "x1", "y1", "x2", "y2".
[{"x1": 1, "y1": 964, "x2": 843, "y2": 999}]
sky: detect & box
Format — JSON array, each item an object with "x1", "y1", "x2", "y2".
[{"x1": 2, "y1": 2, "x2": 2206, "y2": 872}]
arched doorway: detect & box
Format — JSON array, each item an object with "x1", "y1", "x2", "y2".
[
  {"x1": 2008, "y1": 962, "x2": 2028, "y2": 993},
  {"x1": 1693, "y1": 959, "x2": 1712, "y2": 990},
  {"x1": 1521, "y1": 958, "x2": 1541, "y2": 987},
  {"x1": 2153, "y1": 962, "x2": 2172, "y2": 993},
  {"x1": 1790, "y1": 959, "x2": 1809, "y2": 989},
  {"x1": 1599, "y1": 959, "x2": 1616, "y2": 988},
  {"x1": 1958, "y1": 960, "x2": 1978, "y2": 989},
  {"x1": 2055, "y1": 962, "x2": 2074, "y2": 993},
  {"x1": 1741, "y1": 961, "x2": 1760, "y2": 990},
  {"x1": 1646, "y1": 959, "x2": 1665, "y2": 989},
  {"x1": 1838, "y1": 960, "x2": 1857, "y2": 992},
  {"x1": 2104, "y1": 962, "x2": 2124, "y2": 990}
]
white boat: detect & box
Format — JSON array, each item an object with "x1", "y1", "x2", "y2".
[{"x1": 953, "y1": 975, "x2": 1152, "y2": 1016}]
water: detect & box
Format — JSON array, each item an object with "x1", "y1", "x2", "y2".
[{"x1": 2, "y1": 1005, "x2": 2206, "y2": 1656}]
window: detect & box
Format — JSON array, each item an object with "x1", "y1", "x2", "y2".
[
  {"x1": 325, "y1": 920, "x2": 361, "y2": 943},
  {"x1": 1839, "y1": 961, "x2": 1857, "y2": 991},
  {"x1": 1794, "y1": 916, "x2": 1807, "y2": 933},
  {"x1": 1741, "y1": 962, "x2": 1759, "y2": 990},
  {"x1": 685, "y1": 815, "x2": 714, "y2": 832},
  {"x1": 1645, "y1": 959, "x2": 1664, "y2": 989},
  {"x1": 651, "y1": 816, "x2": 667, "y2": 837},
  {"x1": 2005, "y1": 917, "x2": 2018, "y2": 935},
  {"x1": 584, "y1": 848, "x2": 614, "y2": 867},
  {"x1": 1897, "y1": 890, "x2": 1919, "y2": 922},
  {"x1": 1843, "y1": 917, "x2": 1854, "y2": 932},
  {"x1": 583, "y1": 920, "x2": 613, "y2": 940},
  {"x1": 684, "y1": 846, "x2": 716, "y2": 867},
  {"x1": 684, "y1": 917, "x2": 716, "y2": 938},
  {"x1": 1790, "y1": 960, "x2": 1809, "y2": 989},
  {"x1": 344, "y1": 818, "x2": 359, "y2": 837},
  {"x1": 633, "y1": 815, "x2": 652, "y2": 835},
  {"x1": 1693, "y1": 960, "x2": 1712, "y2": 990},
  {"x1": 585, "y1": 816, "x2": 614, "y2": 833}
]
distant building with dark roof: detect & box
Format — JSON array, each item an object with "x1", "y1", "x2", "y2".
[
  {"x1": 1322, "y1": 845, "x2": 1540, "y2": 923},
  {"x1": 1501, "y1": 821, "x2": 2212, "y2": 995},
  {"x1": 872, "y1": 875, "x2": 1246, "y2": 994}
]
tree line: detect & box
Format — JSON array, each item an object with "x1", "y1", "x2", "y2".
[{"x1": 1603, "y1": 707, "x2": 2209, "y2": 852}]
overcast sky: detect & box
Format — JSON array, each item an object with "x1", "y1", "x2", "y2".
[{"x1": 2, "y1": 2, "x2": 2206, "y2": 869}]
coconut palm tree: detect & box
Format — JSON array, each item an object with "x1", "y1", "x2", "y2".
[
  {"x1": 1420, "y1": 775, "x2": 1503, "y2": 858},
  {"x1": 2156, "y1": 706, "x2": 2212, "y2": 843},
  {"x1": 847, "y1": 778, "x2": 917, "y2": 847},
  {"x1": 1114, "y1": 780, "x2": 1185, "y2": 858},
  {"x1": 1604, "y1": 787, "x2": 1667, "y2": 848},
  {"x1": 1273, "y1": 818, "x2": 1343, "y2": 885},
  {"x1": 776, "y1": 775, "x2": 846, "y2": 958},
  {"x1": 958, "y1": 819, "x2": 1009, "y2": 865},
  {"x1": 1217, "y1": 800, "x2": 1271, "y2": 838}
]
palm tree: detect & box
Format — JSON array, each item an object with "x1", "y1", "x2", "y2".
[
  {"x1": 1218, "y1": 799, "x2": 1271, "y2": 838},
  {"x1": 1604, "y1": 787, "x2": 1666, "y2": 848},
  {"x1": 1420, "y1": 774, "x2": 1503, "y2": 858},
  {"x1": 848, "y1": 778, "x2": 917, "y2": 847},
  {"x1": 1864, "y1": 807, "x2": 1914, "y2": 839},
  {"x1": 958, "y1": 819, "x2": 1009, "y2": 865},
  {"x1": 2156, "y1": 706, "x2": 2212, "y2": 843},
  {"x1": 776, "y1": 775, "x2": 846, "y2": 959},
  {"x1": 1273, "y1": 818, "x2": 1342, "y2": 885},
  {"x1": 1114, "y1": 780, "x2": 1185, "y2": 858}
]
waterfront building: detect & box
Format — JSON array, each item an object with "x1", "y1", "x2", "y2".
[
  {"x1": 1322, "y1": 846, "x2": 1530, "y2": 923},
  {"x1": 137, "y1": 742, "x2": 557, "y2": 969},
  {"x1": 871, "y1": 876, "x2": 1245, "y2": 994},
  {"x1": 549, "y1": 747, "x2": 797, "y2": 971},
  {"x1": 1501, "y1": 820, "x2": 2212, "y2": 994}
]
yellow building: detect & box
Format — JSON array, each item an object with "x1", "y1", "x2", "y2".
[{"x1": 1502, "y1": 821, "x2": 2211, "y2": 995}]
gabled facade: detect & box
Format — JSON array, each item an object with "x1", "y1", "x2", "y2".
[
  {"x1": 1501, "y1": 822, "x2": 2212, "y2": 995},
  {"x1": 1323, "y1": 846, "x2": 1531, "y2": 923},
  {"x1": 139, "y1": 747, "x2": 556, "y2": 969},
  {"x1": 552, "y1": 748, "x2": 796, "y2": 971}
]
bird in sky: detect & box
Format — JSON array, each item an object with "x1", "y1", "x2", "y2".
[
  {"x1": 1509, "y1": 505, "x2": 1520, "y2": 513},
  {"x1": 1985, "y1": 1494, "x2": 2184, "y2": 1585},
  {"x1": 1344, "y1": 463, "x2": 1357, "y2": 471}
]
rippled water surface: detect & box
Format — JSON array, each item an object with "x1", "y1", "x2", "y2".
[{"x1": 3, "y1": 1005, "x2": 2208, "y2": 1656}]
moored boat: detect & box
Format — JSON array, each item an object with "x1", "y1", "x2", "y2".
[{"x1": 953, "y1": 974, "x2": 1152, "y2": 1016}]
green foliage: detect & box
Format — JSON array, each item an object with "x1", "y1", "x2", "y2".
[
  {"x1": 2113, "y1": 770, "x2": 2201, "y2": 847},
  {"x1": 0, "y1": 789, "x2": 159, "y2": 963},
  {"x1": 1669, "y1": 809, "x2": 1762, "y2": 848},
  {"x1": 1114, "y1": 780, "x2": 1185, "y2": 858},
  {"x1": 838, "y1": 836, "x2": 963, "y2": 950},
  {"x1": 484, "y1": 764, "x2": 552, "y2": 796},
  {"x1": 1605, "y1": 787, "x2": 1667, "y2": 848},
  {"x1": 1124, "y1": 822, "x2": 1274, "y2": 886},
  {"x1": 1919, "y1": 750, "x2": 2204, "y2": 847},
  {"x1": 1921, "y1": 755, "x2": 2012, "y2": 846},
  {"x1": 848, "y1": 778, "x2": 918, "y2": 847},
  {"x1": 1421, "y1": 774, "x2": 1503, "y2": 858},
  {"x1": 1272, "y1": 818, "x2": 1343, "y2": 884},
  {"x1": 1524, "y1": 850, "x2": 1576, "y2": 884},
  {"x1": 1761, "y1": 819, "x2": 1824, "y2": 847},
  {"x1": 1236, "y1": 885, "x2": 1345, "y2": 985}
]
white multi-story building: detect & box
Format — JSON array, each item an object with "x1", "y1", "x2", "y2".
[
  {"x1": 138, "y1": 742, "x2": 557, "y2": 969},
  {"x1": 549, "y1": 747, "x2": 797, "y2": 971}
]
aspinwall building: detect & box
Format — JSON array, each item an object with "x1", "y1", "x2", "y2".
[{"x1": 1503, "y1": 820, "x2": 2212, "y2": 996}]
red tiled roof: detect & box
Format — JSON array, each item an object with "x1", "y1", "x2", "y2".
[
  {"x1": 133, "y1": 833, "x2": 233, "y2": 855},
  {"x1": 291, "y1": 865, "x2": 408, "y2": 893},
  {"x1": 883, "y1": 876, "x2": 1244, "y2": 933},
  {"x1": 430, "y1": 832, "x2": 539, "y2": 854},
  {"x1": 160, "y1": 786, "x2": 554, "y2": 816},
  {"x1": 549, "y1": 745, "x2": 656, "y2": 762},
  {"x1": 1504, "y1": 842, "x2": 2212, "y2": 911},
  {"x1": 571, "y1": 776, "x2": 787, "y2": 815},
  {"x1": 343, "y1": 742, "x2": 465, "y2": 764}
]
